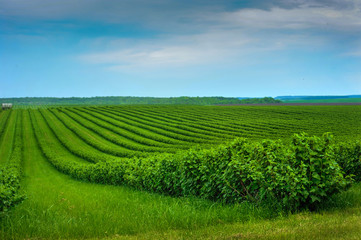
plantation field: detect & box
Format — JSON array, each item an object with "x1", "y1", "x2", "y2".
[
  {"x1": 283, "y1": 98, "x2": 361, "y2": 103},
  {"x1": 1, "y1": 105, "x2": 361, "y2": 239}
]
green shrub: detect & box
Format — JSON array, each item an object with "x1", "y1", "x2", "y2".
[
  {"x1": 193, "y1": 133, "x2": 351, "y2": 210},
  {"x1": 0, "y1": 167, "x2": 25, "y2": 212},
  {"x1": 0, "y1": 111, "x2": 25, "y2": 213},
  {"x1": 265, "y1": 133, "x2": 350, "y2": 209},
  {"x1": 36, "y1": 128, "x2": 355, "y2": 211},
  {"x1": 335, "y1": 141, "x2": 361, "y2": 182}
]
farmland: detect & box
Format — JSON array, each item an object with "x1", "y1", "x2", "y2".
[
  {"x1": 282, "y1": 98, "x2": 361, "y2": 103},
  {"x1": 1, "y1": 105, "x2": 361, "y2": 239}
]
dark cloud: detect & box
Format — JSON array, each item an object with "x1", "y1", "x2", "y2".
[{"x1": 1, "y1": 0, "x2": 359, "y2": 30}]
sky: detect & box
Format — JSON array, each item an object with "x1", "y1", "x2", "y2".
[{"x1": 1, "y1": 0, "x2": 361, "y2": 98}]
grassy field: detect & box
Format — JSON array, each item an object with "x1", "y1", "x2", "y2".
[
  {"x1": 0, "y1": 105, "x2": 361, "y2": 239},
  {"x1": 283, "y1": 98, "x2": 361, "y2": 103}
]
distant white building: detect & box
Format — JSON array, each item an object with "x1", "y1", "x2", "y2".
[{"x1": 1, "y1": 103, "x2": 13, "y2": 110}]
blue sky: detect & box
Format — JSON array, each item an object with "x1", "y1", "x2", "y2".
[{"x1": 1, "y1": 0, "x2": 361, "y2": 98}]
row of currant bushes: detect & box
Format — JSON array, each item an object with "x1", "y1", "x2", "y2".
[
  {"x1": 335, "y1": 141, "x2": 361, "y2": 182},
  {"x1": 45, "y1": 109, "x2": 153, "y2": 158},
  {"x1": 67, "y1": 107, "x2": 192, "y2": 148},
  {"x1": 56, "y1": 108, "x2": 180, "y2": 153},
  {"x1": 36, "y1": 128, "x2": 361, "y2": 210},
  {"x1": 76, "y1": 107, "x2": 210, "y2": 145},
  {"x1": 0, "y1": 166, "x2": 24, "y2": 212},
  {"x1": 95, "y1": 106, "x2": 233, "y2": 141},
  {"x1": 0, "y1": 113, "x2": 25, "y2": 212}
]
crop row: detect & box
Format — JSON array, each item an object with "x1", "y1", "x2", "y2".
[
  {"x1": 0, "y1": 110, "x2": 11, "y2": 141},
  {"x1": 39, "y1": 105, "x2": 361, "y2": 165},
  {"x1": 35, "y1": 110, "x2": 124, "y2": 163},
  {"x1": 104, "y1": 105, "x2": 361, "y2": 141},
  {"x1": 0, "y1": 111, "x2": 19, "y2": 166},
  {"x1": 0, "y1": 110, "x2": 25, "y2": 211},
  {"x1": 1, "y1": 105, "x2": 360, "y2": 213},
  {"x1": 63, "y1": 108, "x2": 185, "y2": 148},
  {"x1": 55, "y1": 108, "x2": 179, "y2": 153},
  {"x1": 103, "y1": 106, "x2": 305, "y2": 137},
  {"x1": 71, "y1": 108, "x2": 196, "y2": 146},
  {"x1": 30, "y1": 111, "x2": 361, "y2": 210},
  {"x1": 97, "y1": 106, "x2": 231, "y2": 141},
  {"x1": 81, "y1": 107, "x2": 216, "y2": 144},
  {"x1": 100, "y1": 106, "x2": 314, "y2": 141},
  {"x1": 100, "y1": 106, "x2": 249, "y2": 139},
  {"x1": 95, "y1": 106, "x2": 286, "y2": 140},
  {"x1": 47, "y1": 109, "x2": 154, "y2": 157}
]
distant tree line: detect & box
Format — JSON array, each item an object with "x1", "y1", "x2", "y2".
[
  {"x1": 238, "y1": 97, "x2": 282, "y2": 104},
  {"x1": 0, "y1": 96, "x2": 282, "y2": 106}
]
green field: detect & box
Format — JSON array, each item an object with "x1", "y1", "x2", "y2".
[
  {"x1": 1, "y1": 105, "x2": 361, "y2": 239},
  {"x1": 283, "y1": 98, "x2": 361, "y2": 103},
  {"x1": 0, "y1": 96, "x2": 281, "y2": 107}
]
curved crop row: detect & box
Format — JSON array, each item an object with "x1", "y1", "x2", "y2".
[
  {"x1": 28, "y1": 109, "x2": 92, "y2": 173},
  {"x1": 72, "y1": 107, "x2": 197, "y2": 146},
  {"x1": 0, "y1": 111, "x2": 18, "y2": 166},
  {"x1": 57, "y1": 108, "x2": 181, "y2": 153},
  {"x1": 123, "y1": 107, "x2": 249, "y2": 134},
  {"x1": 85, "y1": 107, "x2": 217, "y2": 144},
  {"x1": 122, "y1": 105, "x2": 361, "y2": 141},
  {"x1": 26, "y1": 115, "x2": 361, "y2": 211},
  {"x1": 102, "y1": 106, "x2": 244, "y2": 140},
  {"x1": 125, "y1": 107, "x2": 277, "y2": 138},
  {"x1": 0, "y1": 110, "x2": 11, "y2": 140},
  {"x1": 36, "y1": 110, "x2": 122, "y2": 163},
  {"x1": 65, "y1": 108, "x2": 185, "y2": 148},
  {"x1": 86, "y1": 108, "x2": 222, "y2": 143},
  {"x1": 0, "y1": 110, "x2": 25, "y2": 211},
  {"x1": 97, "y1": 107, "x2": 230, "y2": 141},
  {"x1": 48, "y1": 109, "x2": 153, "y2": 158},
  {"x1": 116, "y1": 106, "x2": 295, "y2": 140}
]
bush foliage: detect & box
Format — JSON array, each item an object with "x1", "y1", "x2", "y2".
[
  {"x1": 0, "y1": 112, "x2": 25, "y2": 212},
  {"x1": 0, "y1": 167, "x2": 24, "y2": 212},
  {"x1": 35, "y1": 131, "x2": 359, "y2": 211}
]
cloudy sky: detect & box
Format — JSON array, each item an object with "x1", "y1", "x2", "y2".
[{"x1": 1, "y1": 0, "x2": 361, "y2": 98}]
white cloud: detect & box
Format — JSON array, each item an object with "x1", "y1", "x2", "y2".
[
  {"x1": 217, "y1": 4, "x2": 361, "y2": 31},
  {"x1": 78, "y1": 29, "x2": 328, "y2": 70},
  {"x1": 78, "y1": 30, "x2": 255, "y2": 68},
  {"x1": 60, "y1": 0, "x2": 361, "y2": 69}
]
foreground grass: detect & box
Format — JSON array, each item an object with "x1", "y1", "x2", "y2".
[
  {"x1": 117, "y1": 204, "x2": 361, "y2": 240},
  {"x1": 103, "y1": 183, "x2": 361, "y2": 239}
]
